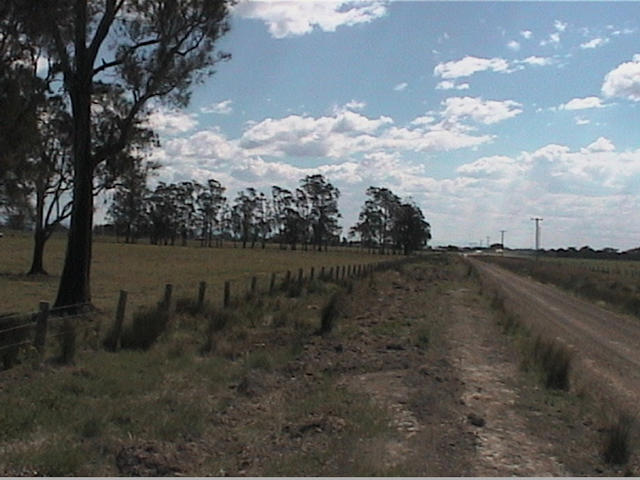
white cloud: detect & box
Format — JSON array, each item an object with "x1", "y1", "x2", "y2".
[
  {"x1": 584, "y1": 137, "x2": 615, "y2": 152},
  {"x1": 344, "y1": 100, "x2": 367, "y2": 111},
  {"x1": 519, "y1": 56, "x2": 553, "y2": 67},
  {"x1": 200, "y1": 99, "x2": 233, "y2": 115},
  {"x1": 456, "y1": 155, "x2": 525, "y2": 179},
  {"x1": 234, "y1": 0, "x2": 388, "y2": 38},
  {"x1": 580, "y1": 37, "x2": 609, "y2": 49},
  {"x1": 602, "y1": 54, "x2": 640, "y2": 101},
  {"x1": 145, "y1": 108, "x2": 199, "y2": 135},
  {"x1": 574, "y1": 116, "x2": 590, "y2": 126},
  {"x1": 436, "y1": 80, "x2": 469, "y2": 91},
  {"x1": 554, "y1": 20, "x2": 567, "y2": 32},
  {"x1": 540, "y1": 32, "x2": 560, "y2": 46},
  {"x1": 520, "y1": 30, "x2": 533, "y2": 39},
  {"x1": 507, "y1": 40, "x2": 521, "y2": 51},
  {"x1": 559, "y1": 96, "x2": 604, "y2": 110},
  {"x1": 393, "y1": 82, "x2": 408, "y2": 91},
  {"x1": 441, "y1": 97, "x2": 523, "y2": 125},
  {"x1": 434, "y1": 56, "x2": 510, "y2": 79}
]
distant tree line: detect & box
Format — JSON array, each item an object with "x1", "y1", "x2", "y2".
[{"x1": 105, "y1": 172, "x2": 431, "y2": 255}]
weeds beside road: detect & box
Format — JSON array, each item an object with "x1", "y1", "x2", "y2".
[{"x1": 0, "y1": 254, "x2": 637, "y2": 475}]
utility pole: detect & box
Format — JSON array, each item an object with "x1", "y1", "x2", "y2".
[
  {"x1": 500, "y1": 230, "x2": 506, "y2": 248},
  {"x1": 530, "y1": 217, "x2": 543, "y2": 255},
  {"x1": 486, "y1": 236, "x2": 490, "y2": 248}
]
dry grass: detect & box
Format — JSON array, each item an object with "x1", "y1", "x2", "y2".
[{"x1": 0, "y1": 231, "x2": 383, "y2": 318}]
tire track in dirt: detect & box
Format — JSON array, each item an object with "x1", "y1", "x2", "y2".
[
  {"x1": 472, "y1": 259, "x2": 640, "y2": 417},
  {"x1": 446, "y1": 287, "x2": 567, "y2": 476}
]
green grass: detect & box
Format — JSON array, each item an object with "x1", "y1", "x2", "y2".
[{"x1": 0, "y1": 231, "x2": 384, "y2": 318}]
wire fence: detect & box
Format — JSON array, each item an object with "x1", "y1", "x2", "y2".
[{"x1": 1, "y1": 255, "x2": 415, "y2": 372}]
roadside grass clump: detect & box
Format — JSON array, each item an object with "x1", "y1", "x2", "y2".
[
  {"x1": 531, "y1": 335, "x2": 572, "y2": 390},
  {"x1": 412, "y1": 325, "x2": 430, "y2": 350},
  {"x1": 287, "y1": 281, "x2": 304, "y2": 298},
  {"x1": 175, "y1": 296, "x2": 203, "y2": 316},
  {"x1": 602, "y1": 413, "x2": 634, "y2": 465},
  {"x1": 120, "y1": 305, "x2": 169, "y2": 350},
  {"x1": 200, "y1": 309, "x2": 237, "y2": 355},
  {"x1": 318, "y1": 291, "x2": 343, "y2": 335}
]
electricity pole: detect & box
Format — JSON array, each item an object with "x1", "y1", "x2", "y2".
[
  {"x1": 530, "y1": 217, "x2": 543, "y2": 254},
  {"x1": 500, "y1": 230, "x2": 506, "y2": 248}
]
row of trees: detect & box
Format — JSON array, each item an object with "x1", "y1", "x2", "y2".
[
  {"x1": 108, "y1": 173, "x2": 341, "y2": 251},
  {"x1": 107, "y1": 173, "x2": 431, "y2": 256}
]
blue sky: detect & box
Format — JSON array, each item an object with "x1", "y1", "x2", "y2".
[{"x1": 143, "y1": 1, "x2": 640, "y2": 250}]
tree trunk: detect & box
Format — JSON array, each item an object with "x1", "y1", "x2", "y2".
[
  {"x1": 55, "y1": 85, "x2": 93, "y2": 308},
  {"x1": 28, "y1": 187, "x2": 48, "y2": 275}
]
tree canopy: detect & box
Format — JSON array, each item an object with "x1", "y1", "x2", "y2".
[{"x1": 2, "y1": 0, "x2": 233, "y2": 307}]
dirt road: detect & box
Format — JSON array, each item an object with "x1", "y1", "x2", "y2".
[{"x1": 471, "y1": 258, "x2": 640, "y2": 418}]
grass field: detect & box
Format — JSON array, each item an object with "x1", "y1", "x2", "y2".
[{"x1": 0, "y1": 231, "x2": 386, "y2": 318}]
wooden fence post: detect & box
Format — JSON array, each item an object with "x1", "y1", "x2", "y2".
[
  {"x1": 328, "y1": 267, "x2": 334, "y2": 279},
  {"x1": 298, "y1": 268, "x2": 304, "y2": 284},
  {"x1": 224, "y1": 281, "x2": 231, "y2": 308},
  {"x1": 251, "y1": 276, "x2": 258, "y2": 296},
  {"x1": 320, "y1": 266, "x2": 325, "y2": 280},
  {"x1": 341, "y1": 265, "x2": 346, "y2": 280},
  {"x1": 163, "y1": 284, "x2": 175, "y2": 322},
  {"x1": 112, "y1": 290, "x2": 127, "y2": 351},
  {"x1": 163, "y1": 284, "x2": 173, "y2": 309},
  {"x1": 269, "y1": 273, "x2": 277, "y2": 294},
  {"x1": 310, "y1": 267, "x2": 315, "y2": 281},
  {"x1": 197, "y1": 281, "x2": 207, "y2": 310},
  {"x1": 33, "y1": 301, "x2": 50, "y2": 358}
]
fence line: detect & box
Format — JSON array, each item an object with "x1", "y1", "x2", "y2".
[{"x1": 1, "y1": 256, "x2": 414, "y2": 371}]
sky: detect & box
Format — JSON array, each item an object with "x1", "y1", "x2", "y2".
[{"x1": 142, "y1": 0, "x2": 640, "y2": 250}]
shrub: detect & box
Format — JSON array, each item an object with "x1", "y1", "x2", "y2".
[{"x1": 603, "y1": 413, "x2": 634, "y2": 465}]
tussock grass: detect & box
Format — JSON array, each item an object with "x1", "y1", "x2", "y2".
[
  {"x1": 120, "y1": 305, "x2": 169, "y2": 350},
  {"x1": 318, "y1": 292, "x2": 343, "y2": 335},
  {"x1": 603, "y1": 413, "x2": 634, "y2": 465},
  {"x1": 530, "y1": 335, "x2": 572, "y2": 390}
]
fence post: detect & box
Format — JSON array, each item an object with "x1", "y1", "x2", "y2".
[
  {"x1": 197, "y1": 281, "x2": 207, "y2": 310},
  {"x1": 33, "y1": 301, "x2": 50, "y2": 359},
  {"x1": 341, "y1": 265, "x2": 346, "y2": 280},
  {"x1": 163, "y1": 284, "x2": 173, "y2": 309},
  {"x1": 111, "y1": 290, "x2": 127, "y2": 351},
  {"x1": 269, "y1": 273, "x2": 277, "y2": 294},
  {"x1": 224, "y1": 281, "x2": 231, "y2": 308},
  {"x1": 310, "y1": 267, "x2": 315, "y2": 281},
  {"x1": 251, "y1": 276, "x2": 258, "y2": 296},
  {"x1": 328, "y1": 267, "x2": 334, "y2": 280},
  {"x1": 298, "y1": 268, "x2": 304, "y2": 284},
  {"x1": 163, "y1": 284, "x2": 174, "y2": 322},
  {"x1": 320, "y1": 266, "x2": 325, "y2": 280}
]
